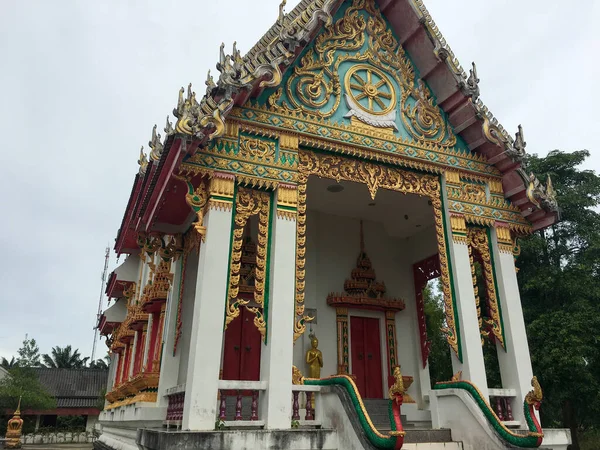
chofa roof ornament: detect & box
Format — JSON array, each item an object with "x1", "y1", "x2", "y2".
[
  {"x1": 148, "y1": 124, "x2": 163, "y2": 162},
  {"x1": 137, "y1": 146, "x2": 148, "y2": 175}
]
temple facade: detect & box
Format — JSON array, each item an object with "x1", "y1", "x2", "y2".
[{"x1": 95, "y1": 1, "x2": 570, "y2": 449}]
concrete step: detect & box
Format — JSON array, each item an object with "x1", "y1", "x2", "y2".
[
  {"x1": 363, "y1": 399, "x2": 453, "y2": 444},
  {"x1": 403, "y1": 444, "x2": 463, "y2": 450}
]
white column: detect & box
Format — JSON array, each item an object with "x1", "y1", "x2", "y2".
[
  {"x1": 128, "y1": 333, "x2": 138, "y2": 379},
  {"x1": 157, "y1": 257, "x2": 183, "y2": 407},
  {"x1": 182, "y1": 206, "x2": 233, "y2": 430},
  {"x1": 259, "y1": 196, "x2": 296, "y2": 429},
  {"x1": 444, "y1": 212, "x2": 489, "y2": 399},
  {"x1": 490, "y1": 228, "x2": 534, "y2": 424}
]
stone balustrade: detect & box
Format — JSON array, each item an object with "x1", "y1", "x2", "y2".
[{"x1": 488, "y1": 388, "x2": 518, "y2": 426}]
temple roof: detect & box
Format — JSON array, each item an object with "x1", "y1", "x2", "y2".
[{"x1": 114, "y1": 0, "x2": 559, "y2": 252}]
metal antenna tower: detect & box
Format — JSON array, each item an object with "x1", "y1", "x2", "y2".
[{"x1": 91, "y1": 246, "x2": 110, "y2": 363}]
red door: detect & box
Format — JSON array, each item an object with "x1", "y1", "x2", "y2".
[
  {"x1": 350, "y1": 316, "x2": 383, "y2": 398},
  {"x1": 223, "y1": 306, "x2": 262, "y2": 381}
]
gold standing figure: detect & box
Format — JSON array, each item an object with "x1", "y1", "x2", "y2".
[{"x1": 306, "y1": 335, "x2": 323, "y2": 379}]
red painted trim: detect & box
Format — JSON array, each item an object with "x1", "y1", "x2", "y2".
[
  {"x1": 141, "y1": 140, "x2": 185, "y2": 229},
  {"x1": 105, "y1": 272, "x2": 117, "y2": 296},
  {"x1": 22, "y1": 408, "x2": 101, "y2": 416},
  {"x1": 114, "y1": 175, "x2": 144, "y2": 255},
  {"x1": 413, "y1": 254, "x2": 441, "y2": 369}
]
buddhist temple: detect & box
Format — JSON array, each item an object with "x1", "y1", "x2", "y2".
[{"x1": 94, "y1": 0, "x2": 571, "y2": 449}]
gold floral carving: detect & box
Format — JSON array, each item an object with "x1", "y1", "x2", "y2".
[
  {"x1": 225, "y1": 187, "x2": 272, "y2": 340},
  {"x1": 279, "y1": 132, "x2": 299, "y2": 150},
  {"x1": 467, "y1": 227, "x2": 505, "y2": 349},
  {"x1": 208, "y1": 173, "x2": 235, "y2": 211},
  {"x1": 496, "y1": 226, "x2": 513, "y2": 254},
  {"x1": 293, "y1": 175, "x2": 313, "y2": 342},
  {"x1": 298, "y1": 150, "x2": 460, "y2": 357},
  {"x1": 292, "y1": 366, "x2": 305, "y2": 385},
  {"x1": 468, "y1": 242, "x2": 487, "y2": 345},
  {"x1": 269, "y1": 0, "x2": 455, "y2": 146},
  {"x1": 277, "y1": 184, "x2": 298, "y2": 220},
  {"x1": 184, "y1": 179, "x2": 209, "y2": 239},
  {"x1": 450, "y1": 214, "x2": 467, "y2": 244},
  {"x1": 239, "y1": 135, "x2": 276, "y2": 161}
]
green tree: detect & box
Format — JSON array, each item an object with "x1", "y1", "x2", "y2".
[
  {"x1": 423, "y1": 279, "x2": 453, "y2": 385},
  {"x1": 519, "y1": 150, "x2": 600, "y2": 450},
  {"x1": 89, "y1": 358, "x2": 109, "y2": 370},
  {"x1": 0, "y1": 366, "x2": 56, "y2": 412},
  {"x1": 16, "y1": 335, "x2": 41, "y2": 368},
  {"x1": 42, "y1": 346, "x2": 89, "y2": 369},
  {"x1": 1, "y1": 357, "x2": 18, "y2": 370}
]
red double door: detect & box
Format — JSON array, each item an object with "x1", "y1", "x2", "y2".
[
  {"x1": 350, "y1": 316, "x2": 384, "y2": 398},
  {"x1": 222, "y1": 306, "x2": 262, "y2": 381}
]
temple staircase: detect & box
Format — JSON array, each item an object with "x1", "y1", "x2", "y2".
[{"x1": 362, "y1": 398, "x2": 463, "y2": 449}]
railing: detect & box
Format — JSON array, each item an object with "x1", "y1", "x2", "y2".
[
  {"x1": 217, "y1": 380, "x2": 268, "y2": 427},
  {"x1": 163, "y1": 381, "x2": 321, "y2": 429},
  {"x1": 165, "y1": 384, "x2": 186, "y2": 427},
  {"x1": 292, "y1": 385, "x2": 321, "y2": 427},
  {"x1": 488, "y1": 388, "x2": 518, "y2": 426}
]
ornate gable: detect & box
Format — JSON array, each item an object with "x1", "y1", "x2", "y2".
[{"x1": 257, "y1": 0, "x2": 464, "y2": 151}]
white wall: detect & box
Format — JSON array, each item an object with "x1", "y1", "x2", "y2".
[
  {"x1": 177, "y1": 250, "x2": 199, "y2": 386},
  {"x1": 295, "y1": 210, "x2": 438, "y2": 410}
]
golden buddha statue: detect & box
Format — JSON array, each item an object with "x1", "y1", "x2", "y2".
[{"x1": 306, "y1": 335, "x2": 323, "y2": 379}]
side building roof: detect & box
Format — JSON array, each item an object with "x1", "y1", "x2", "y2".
[{"x1": 33, "y1": 368, "x2": 108, "y2": 410}]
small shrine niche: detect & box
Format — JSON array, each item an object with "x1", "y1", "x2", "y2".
[
  {"x1": 327, "y1": 221, "x2": 405, "y2": 311},
  {"x1": 238, "y1": 219, "x2": 259, "y2": 301}
]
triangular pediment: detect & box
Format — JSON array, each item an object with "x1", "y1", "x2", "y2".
[{"x1": 254, "y1": 0, "x2": 469, "y2": 152}]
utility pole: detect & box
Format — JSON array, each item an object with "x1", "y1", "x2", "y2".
[{"x1": 91, "y1": 246, "x2": 110, "y2": 363}]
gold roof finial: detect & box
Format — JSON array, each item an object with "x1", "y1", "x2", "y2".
[
  {"x1": 138, "y1": 146, "x2": 148, "y2": 175},
  {"x1": 278, "y1": 0, "x2": 287, "y2": 24},
  {"x1": 164, "y1": 115, "x2": 174, "y2": 135},
  {"x1": 149, "y1": 124, "x2": 163, "y2": 162}
]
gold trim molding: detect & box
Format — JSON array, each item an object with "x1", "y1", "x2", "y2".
[{"x1": 297, "y1": 150, "x2": 460, "y2": 357}]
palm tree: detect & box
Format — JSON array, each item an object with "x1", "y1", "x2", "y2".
[
  {"x1": 42, "y1": 346, "x2": 89, "y2": 368},
  {"x1": 0, "y1": 356, "x2": 18, "y2": 370},
  {"x1": 89, "y1": 359, "x2": 109, "y2": 369}
]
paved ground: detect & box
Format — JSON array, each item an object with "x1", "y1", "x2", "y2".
[{"x1": 24, "y1": 445, "x2": 93, "y2": 449}]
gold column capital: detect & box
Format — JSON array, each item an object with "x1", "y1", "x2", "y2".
[
  {"x1": 450, "y1": 214, "x2": 467, "y2": 244},
  {"x1": 279, "y1": 132, "x2": 299, "y2": 150},
  {"x1": 445, "y1": 171, "x2": 461, "y2": 185},
  {"x1": 495, "y1": 224, "x2": 513, "y2": 253}
]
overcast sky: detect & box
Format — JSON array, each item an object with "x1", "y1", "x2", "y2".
[{"x1": 0, "y1": 0, "x2": 598, "y2": 362}]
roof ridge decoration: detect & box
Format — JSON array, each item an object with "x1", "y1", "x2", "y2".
[{"x1": 123, "y1": 0, "x2": 558, "y2": 234}]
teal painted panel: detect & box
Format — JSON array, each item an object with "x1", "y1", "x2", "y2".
[{"x1": 254, "y1": 0, "x2": 471, "y2": 154}]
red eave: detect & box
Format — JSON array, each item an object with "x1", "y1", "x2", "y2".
[
  {"x1": 114, "y1": 174, "x2": 144, "y2": 255},
  {"x1": 105, "y1": 272, "x2": 117, "y2": 296},
  {"x1": 140, "y1": 138, "x2": 186, "y2": 230}
]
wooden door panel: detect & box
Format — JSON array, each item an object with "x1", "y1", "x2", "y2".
[
  {"x1": 222, "y1": 311, "x2": 243, "y2": 381},
  {"x1": 350, "y1": 316, "x2": 366, "y2": 397},
  {"x1": 364, "y1": 317, "x2": 383, "y2": 398},
  {"x1": 240, "y1": 307, "x2": 261, "y2": 381}
]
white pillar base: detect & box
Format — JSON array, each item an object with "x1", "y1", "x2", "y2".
[
  {"x1": 259, "y1": 213, "x2": 296, "y2": 429},
  {"x1": 448, "y1": 239, "x2": 489, "y2": 400},
  {"x1": 182, "y1": 207, "x2": 232, "y2": 431}
]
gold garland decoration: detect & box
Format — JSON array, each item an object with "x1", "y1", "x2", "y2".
[
  {"x1": 467, "y1": 227, "x2": 505, "y2": 349},
  {"x1": 468, "y1": 242, "x2": 488, "y2": 345},
  {"x1": 293, "y1": 174, "x2": 313, "y2": 342},
  {"x1": 298, "y1": 150, "x2": 460, "y2": 357},
  {"x1": 225, "y1": 187, "x2": 272, "y2": 340}
]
